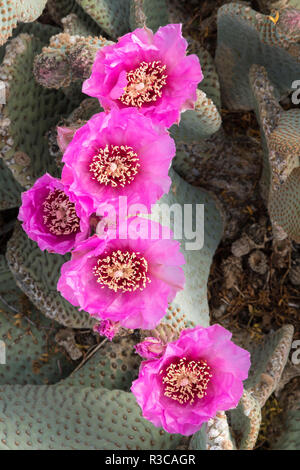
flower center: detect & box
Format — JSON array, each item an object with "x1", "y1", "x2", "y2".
[
  {"x1": 93, "y1": 250, "x2": 150, "y2": 293},
  {"x1": 90, "y1": 144, "x2": 140, "y2": 188},
  {"x1": 120, "y1": 60, "x2": 167, "y2": 108},
  {"x1": 161, "y1": 357, "x2": 212, "y2": 405},
  {"x1": 42, "y1": 189, "x2": 80, "y2": 236}
]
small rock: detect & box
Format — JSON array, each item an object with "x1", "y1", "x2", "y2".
[
  {"x1": 231, "y1": 233, "x2": 253, "y2": 257},
  {"x1": 248, "y1": 250, "x2": 268, "y2": 274}
]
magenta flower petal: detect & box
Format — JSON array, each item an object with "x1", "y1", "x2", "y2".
[
  {"x1": 131, "y1": 324, "x2": 251, "y2": 435},
  {"x1": 57, "y1": 218, "x2": 185, "y2": 329},
  {"x1": 82, "y1": 24, "x2": 203, "y2": 128},
  {"x1": 61, "y1": 108, "x2": 175, "y2": 216},
  {"x1": 93, "y1": 319, "x2": 120, "y2": 341},
  {"x1": 18, "y1": 173, "x2": 90, "y2": 255},
  {"x1": 135, "y1": 337, "x2": 166, "y2": 359}
]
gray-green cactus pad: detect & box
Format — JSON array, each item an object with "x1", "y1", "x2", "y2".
[
  {"x1": 0, "y1": 0, "x2": 48, "y2": 46},
  {"x1": 229, "y1": 391, "x2": 262, "y2": 450},
  {"x1": 75, "y1": 0, "x2": 131, "y2": 39},
  {"x1": 33, "y1": 33, "x2": 112, "y2": 90},
  {"x1": 229, "y1": 325, "x2": 294, "y2": 450},
  {"x1": 130, "y1": 0, "x2": 168, "y2": 31},
  {"x1": 152, "y1": 169, "x2": 223, "y2": 328},
  {"x1": 269, "y1": 168, "x2": 300, "y2": 242},
  {"x1": 245, "y1": 325, "x2": 294, "y2": 407},
  {"x1": 65, "y1": 336, "x2": 141, "y2": 391},
  {"x1": 258, "y1": 0, "x2": 300, "y2": 10},
  {"x1": 0, "y1": 341, "x2": 181, "y2": 450},
  {"x1": 0, "y1": 159, "x2": 22, "y2": 210},
  {"x1": 61, "y1": 12, "x2": 103, "y2": 37},
  {"x1": 47, "y1": 0, "x2": 102, "y2": 36},
  {"x1": 169, "y1": 38, "x2": 222, "y2": 146},
  {"x1": 170, "y1": 89, "x2": 222, "y2": 144},
  {"x1": 0, "y1": 383, "x2": 181, "y2": 449},
  {"x1": 273, "y1": 405, "x2": 300, "y2": 450},
  {"x1": 250, "y1": 64, "x2": 300, "y2": 242},
  {"x1": 215, "y1": 3, "x2": 300, "y2": 110},
  {"x1": 6, "y1": 223, "x2": 95, "y2": 329},
  {"x1": 0, "y1": 33, "x2": 73, "y2": 189},
  {"x1": 188, "y1": 39, "x2": 221, "y2": 110},
  {"x1": 0, "y1": 255, "x2": 74, "y2": 385},
  {"x1": 190, "y1": 412, "x2": 235, "y2": 450}
]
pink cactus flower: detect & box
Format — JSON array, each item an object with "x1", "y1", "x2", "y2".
[
  {"x1": 135, "y1": 337, "x2": 166, "y2": 359},
  {"x1": 131, "y1": 324, "x2": 251, "y2": 435},
  {"x1": 61, "y1": 108, "x2": 175, "y2": 216},
  {"x1": 93, "y1": 319, "x2": 120, "y2": 341},
  {"x1": 82, "y1": 24, "x2": 203, "y2": 128},
  {"x1": 57, "y1": 217, "x2": 185, "y2": 329},
  {"x1": 18, "y1": 173, "x2": 90, "y2": 255}
]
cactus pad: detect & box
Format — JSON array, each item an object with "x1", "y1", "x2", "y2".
[
  {"x1": 65, "y1": 336, "x2": 141, "y2": 391},
  {"x1": 0, "y1": 159, "x2": 22, "y2": 210},
  {"x1": 0, "y1": 383, "x2": 182, "y2": 449},
  {"x1": 258, "y1": 0, "x2": 300, "y2": 12},
  {"x1": 0, "y1": 33, "x2": 73, "y2": 188},
  {"x1": 273, "y1": 404, "x2": 300, "y2": 450},
  {"x1": 33, "y1": 32, "x2": 112, "y2": 90},
  {"x1": 250, "y1": 64, "x2": 300, "y2": 242},
  {"x1": 0, "y1": 342, "x2": 181, "y2": 450},
  {"x1": 61, "y1": 12, "x2": 103, "y2": 37},
  {"x1": 229, "y1": 390, "x2": 262, "y2": 450},
  {"x1": 0, "y1": 0, "x2": 47, "y2": 46},
  {"x1": 6, "y1": 223, "x2": 95, "y2": 329},
  {"x1": 190, "y1": 412, "x2": 235, "y2": 450},
  {"x1": 130, "y1": 0, "x2": 168, "y2": 31},
  {"x1": 0, "y1": 255, "x2": 74, "y2": 385},
  {"x1": 47, "y1": 0, "x2": 102, "y2": 36},
  {"x1": 188, "y1": 38, "x2": 221, "y2": 110},
  {"x1": 75, "y1": 0, "x2": 131, "y2": 39},
  {"x1": 215, "y1": 3, "x2": 300, "y2": 110},
  {"x1": 152, "y1": 169, "x2": 223, "y2": 328},
  {"x1": 245, "y1": 325, "x2": 294, "y2": 407},
  {"x1": 170, "y1": 89, "x2": 222, "y2": 144}
]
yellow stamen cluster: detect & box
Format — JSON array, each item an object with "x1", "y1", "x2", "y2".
[
  {"x1": 120, "y1": 60, "x2": 167, "y2": 108},
  {"x1": 90, "y1": 144, "x2": 140, "y2": 188},
  {"x1": 93, "y1": 250, "x2": 150, "y2": 293},
  {"x1": 43, "y1": 189, "x2": 80, "y2": 236},
  {"x1": 161, "y1": 357, "x2": 212, "y2": 404}
]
